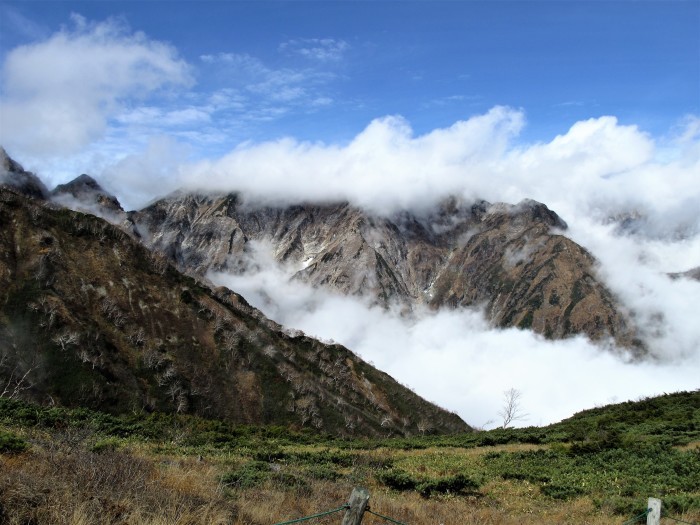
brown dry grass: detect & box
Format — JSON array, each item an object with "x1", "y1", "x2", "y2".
[
  {"x1": 0, "y1": 448, "x2": 610, "y2": 525},
  {"x1": 1, "y1": 433, "x2": 697, "y2": 525}
]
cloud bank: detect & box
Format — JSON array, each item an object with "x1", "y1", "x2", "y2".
[{"x1": 174, "y1": 107, "x2": 699, "y2": 238}]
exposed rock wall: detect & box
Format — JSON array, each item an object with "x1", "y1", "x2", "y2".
[{"x1": 134, "y1": 193, "x2": 640, "y2": 348}]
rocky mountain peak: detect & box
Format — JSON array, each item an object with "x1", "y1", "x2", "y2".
[
  {"x1": 0, "y1": 146, "x2": 49, "y2": 200},
  {"x1": 51, "y1": 173, "x2": 124, "y2": 215}
]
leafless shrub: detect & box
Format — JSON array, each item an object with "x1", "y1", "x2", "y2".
[
  {"x1": 127, "y1": 326, "x2": 147, "y2": 347},
  {"x1": 142, "y1": 347, "x2": 166, "y2": 370},
  {"x1": 101, "y1": 296, "x2": 128, "y2": 327},
  {"x1": 157, "y1": 364, "x2": 178, "y2": 386},
  {"x1": 29, "y1": 295, "x2": 59, "y2": 328},
  {"x1": 52, "y1": 330, "x2": 80, "y2": 351},
  {"x1": 417, "y1": 419, "x2": 433, "y2": 435},
  {"x1": 77, "y1": 347, "x2": 103, "y2": 370},
  {"x1": 0, "y1": 361, "x2": 36, "y2": 400}
]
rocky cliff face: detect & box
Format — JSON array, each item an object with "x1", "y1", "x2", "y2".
[
  {"x1": 0, "y1": 185, "x2": 467, "y2": 436},
  {"x1": 134, "y1": 192, "x2": 640, "y2": 348}
]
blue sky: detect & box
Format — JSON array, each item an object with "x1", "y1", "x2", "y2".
[{"x1": 1, "y1": 0, "x2": 698, "y2": 166}]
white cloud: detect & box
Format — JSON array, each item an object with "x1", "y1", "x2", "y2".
[
  {"x1": 182, "y1": 106, "x2": 525, "y2": 212},
  {"x1": 210, "y1": 240, "x2": 699, "y2": 428},
  {"x1": 100, "y1": 136, "x2": 190, "y2": 210},
  {"x1": 279, "y1": 38, "x2": 350, "y2": 61},
  {"x1": 178, "y1": 108, "x2": 699, "y2": 238},
  {"x1": 116, "y1": 106, "x2": 211, "y2": 128},
  {"x1": 0, "y1": 14, "x2": 192, "y2": 156},
  {"x1": 197, "y1": 51, "x2": 339, "y2": 119}
]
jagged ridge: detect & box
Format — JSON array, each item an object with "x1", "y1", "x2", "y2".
[{"x1": 133, "y1": 192, "x2": 640, "y2": 348}]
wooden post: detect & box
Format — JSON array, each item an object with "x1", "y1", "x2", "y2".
[
  {"x1": 647, "y1": 497, "x2": 661, "y2": 525},
  {"x1": 341, "y1": 487, "x2": 370, "y2": 525}
]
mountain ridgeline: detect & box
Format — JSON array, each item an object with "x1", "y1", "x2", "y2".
[
  {"x1": 0, "y1": 146, "x2": 662, "y2": 435},
  {"x1": 0, "y1": 151, "x2": 468, "y2": 436},
  {"x1": 134, "y1": 191, "x2": 640, "y2": 348}
]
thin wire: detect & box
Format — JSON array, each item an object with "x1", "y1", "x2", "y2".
[
  {"x1": 622, "y1": 509, "x2": 650, "y2": 525},
  {"x1": 662, "y1": 514, "x2": 699, "y2": 525},
  {"x1": 271, "y1": 505, "x2": 350, "y2": 525},
  {"x1": 365, "y1": 508, "x2": 409, "y2": 525}
]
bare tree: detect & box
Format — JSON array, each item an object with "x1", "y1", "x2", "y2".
[
  {"x1": 498, "y1": 388, "x2": 528, "y2": 429},
  {"x1": 0, "y1": 351, "x2": 37, "y2": 400}
]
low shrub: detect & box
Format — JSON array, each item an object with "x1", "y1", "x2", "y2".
[
  {"x1": 377, "y1": 468, "x2": 480, "y2": 498},
  {"x1": 540, "y1": 483, "x2": 584, "y2": 500},
  {"x1": 417, "y1": 473, "x2": 480, "y2": 498},
  {"x1": 377, "y1": 468, "x2": 418, "y2": 491},
  {"x1": 221, "y1": 461, "x2": 271, "y2": 489},
  {"x1": 0, "y1": 430, "x2": 28, "y2": 454},
  {"x1": 305, "y1": 463, "x2": 341, "y2": 481},
  {"x1": 90, "y1": 437, "x2": 121, "y2": 453}
]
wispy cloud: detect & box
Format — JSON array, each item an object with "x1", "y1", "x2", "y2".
[
  {"x1": 423, "y1": 94, "x2": 481, "y2": 108},
  {"x1": 278, "y1": 38, "x2": 350, "y2": 61},
  {"x1": 199, "y1": 51, "x2": 338, "y2": 116},
  {"x1": 553, "y1": 100, "x2": 586, "y2": 108},
  {"x1": 0, "y1": 4, "x2": 49, "y2": 41},
  {"x1": 116, "y1": 106, "x2": 212, "y2": 128}
]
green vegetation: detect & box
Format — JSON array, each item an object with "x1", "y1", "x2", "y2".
[
  {"x1": 1, "y1": 391, "x2": 699, "y2": 524},
  {"x1": 0, "y1": 429, "x2": 27, "y2": 453}
]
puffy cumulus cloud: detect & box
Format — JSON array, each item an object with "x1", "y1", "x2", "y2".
[
  {"x1": 210, "y1": 241, "x2": 699, "y2": 428},
  {"x1": 179, "y1": 109, "x2": 698, "y2": 231},
  {"x1": 0, "y1": 14, "x2": 192, "y2": 156},
  {"x1": 182, "y1": 106, "x2": 525, "y2": 212}
]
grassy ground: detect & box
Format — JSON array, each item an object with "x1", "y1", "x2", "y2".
[{"x1": 1, "y1": 394, "x2": 699, "y2": 524}]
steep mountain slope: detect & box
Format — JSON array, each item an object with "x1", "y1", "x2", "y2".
[
  {"x1": 133, "y1": 192, "x2": 639, "y2": 348},
  {"x1": 0, "y1": 185, "x2": 467, "y2": 436}
]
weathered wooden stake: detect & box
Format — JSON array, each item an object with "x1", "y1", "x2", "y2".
[
  {"x1": 647, "y1": 497, "x2": 661, "y2": 525},
  {"x1": 341, "y1": 487, "x2": 370, "y2": 525}
]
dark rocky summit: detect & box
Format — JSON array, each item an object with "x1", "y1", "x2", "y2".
[{"x1": 51, "y1": 173, "x2": 124, "y2": 215}]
